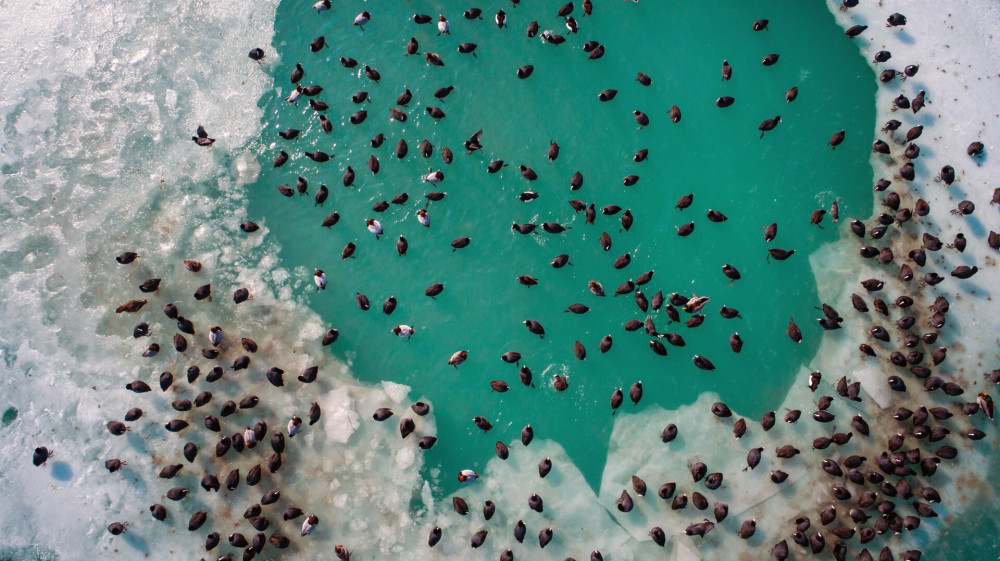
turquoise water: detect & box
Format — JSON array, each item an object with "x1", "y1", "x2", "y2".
[{"x1": 250, "y1": 0, "x2": 875, "y2": 492}]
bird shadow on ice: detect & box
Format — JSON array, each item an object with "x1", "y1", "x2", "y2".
[
  {"x1": 50, "y1": 461, "x2": 72, "y2": 481},
  {"x1": 120, "y1": 531, "x2": 150, "y2": 555},
  {"x1": 934, "y1": 179, "x2": 967, "y2": 201},
  {"x1": 957, "y1": 215, "x2": 985, "y2": 239},
  {"x1": 849, "y1": 14, "x2": 871, "y2": 28},
  {"x1": 910, "y1": 158, "x2": 932, "y2": 180},
  {"x1": 911, "y1": 106, "x2": 937, "y2": 128},
  {"x1": 126, "y1": 431, "x2": 150, "y2": 454},
  {"x1": 895, "y1": 29, "x2": 916, "y2": 45},
  {"x1": 124, "y1": 470, "x2": 149, "y2": 495}
]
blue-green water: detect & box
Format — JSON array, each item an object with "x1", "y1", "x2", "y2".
[{"x1": 249, "y1": 0, "x2": 875, "y2": 491}]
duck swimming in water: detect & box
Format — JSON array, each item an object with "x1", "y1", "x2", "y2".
[
  {"x1": 448, "y1": 350, "x2": 468, "y2": 367},
  {"x1": 393, "y1": 325, "x2": 415, "y2": 338},
  {"x1": 683, "y1": 295, "x2": 710, "y2": 313},
  {"x1": 365, "y1": 218, "x2": 383, "y2": 239},
  {"x1": 353, "y1": 11, "x2": 369, "y2": 30}
]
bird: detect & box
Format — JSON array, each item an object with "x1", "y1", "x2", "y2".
[
  {"x1": 759, "y1": 116, "x2": 782, "y2": 138},
  {"x1": 979, "y1": 392, "x2": 995, "y2": 420},
  {"x1": 438, "y1": 15, "x2": 450, "y2": 35},
  {"x1": 191, "y1": 125, "x2": 214, "y2": 146},
  {"x1": 209, "y1": 326, "x2": 223, "y2": 346},
  {"x1": 354, "y1": 11, "x2": 370, "y2": 30},
  {"x1": 448, "y1": 350, "x2": 468, "y2": 368},
  {"x1": 301, "y1": 514, "x2": 319, "y2": 536},
  {"x1": 288, "y1": 416, "x2": 303, "y2": 437},
  {"x1": 248, "y1": 48, "x2": 265, "y2": 64},
  {"x1": 393, "y1": 325, "x2": 415, "y2": 338},
  {"x1": 314, "y1": 270, "x2": 327, "y2": 291},
  {"x1": 286, "y1": 85, "x2": 303, "y2": 105},
  {"x1": 365, "y1": 218, "x2": 383, "y2": 239}
]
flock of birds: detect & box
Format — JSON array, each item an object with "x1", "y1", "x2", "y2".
[
  {"x1": 24, "y1": 1, "x2": 1000, "y2": 560},
  {"x1": 59, "y1": 250, "x2": 347, "y2": 560}
]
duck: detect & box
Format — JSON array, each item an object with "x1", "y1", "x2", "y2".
[
  {"x1": 191, "y1": 125, "x2": 215, "y2": 146},
  {"x1": 286, "y1": 84, "x2": 303, "y2": 105},
  {"x1": 301, "y1": 514, "x2": 319, "y2": 536},
  {"x1": 393, "y1": 325, "x2": 415, "y2": 338},
  {"x1": 683, "y1": 295, "x2": 710, "y2": 313},
  {"x1": 209, "y1": 326, "x2": 223, "y2": 346},
  {"x1": 978, "y1": 392, "x2": 994, "y2": 420},
  {"x1": 365, "y1": 218, "x2": 383, "y2": 239},
  {"x1": 354, "y1": 11, "x2": 370, "y2": 30},
  {"x1": 288, "y1": 416, "x2": 303, "y2": 437},
  {"x1": 448, "y1": 350, "x2": 468, "y2": 368},
  {"x1": 243, "y1": 426, "x2": 258, "y2": 448}
]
